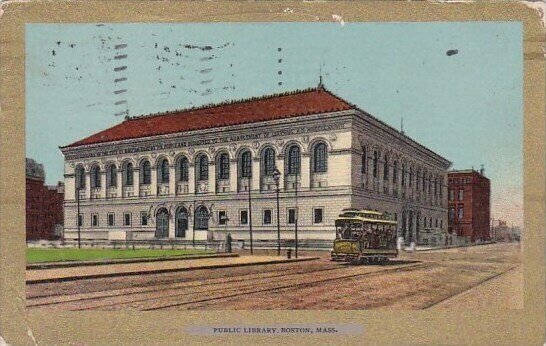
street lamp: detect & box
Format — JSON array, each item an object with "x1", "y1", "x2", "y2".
[
  {"x1": 272, "y1": 168, "x2": 281, "y2": 256},
  {"x1": 294, "y1": 171, "x2": 299, "y2": 259},
  {"x1": 76, "y1": 187, "x2": 82, "y2": 249},
  {"x1": 248, "y1": 183, "x2": 254, "y2": 255}
]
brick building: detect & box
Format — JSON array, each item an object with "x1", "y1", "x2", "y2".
[
  {"x1": 26, "y1": 158, "x2": 64, "y2": 240},
  {"x1": 60, "y1": 85, "x2": 451, "y2": 242},
  {"x1": 447, "y1": 168, "x2": 491, "y2": 242}
]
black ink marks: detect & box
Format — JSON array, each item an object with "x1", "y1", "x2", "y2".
[
  {"x1": 52, "y1": 50, "x2": 56, "y2": 56},
  {"x1": 200, "y1": 79, "x2": 213, "y2": 85},
  {"x1": 56, "y1": 41, "x2": 61, "y2": 46},
  {"x1": 446, "y1": 49, "x2": 459, "y2": 56},
  {"x1": 183, "y1": 44, "x2": 213, "y2": 51},
  {"x1": 69, "y1": 43, "x2": 76, "y2": 48},
  {"x1": 164, "y1": 46, "x2": 170, "y2": 53},
  {"x1": 113, "y1": 41, "x2": 129, "y2": 117},
  {"x1": 200, "y1": 68, "x2": 213, "y2": 74},
  {"x1": 277, "y1": 47, "x2": 283, "y2": 87}
]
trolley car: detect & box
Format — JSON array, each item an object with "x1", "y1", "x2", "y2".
[{"x1": 331, "y1": 209, "x2": 398, "y2": 264}]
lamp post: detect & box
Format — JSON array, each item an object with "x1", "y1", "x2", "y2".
[
  {"x1": 294, "y1": 171, "x2": 299, "y2": 259},
  {"x1": 76, "y1": 187, "x2": 81, "y2": 249},
  {"x1": 248, "y1": 184, "x2": 253, "y2": 255},
  {"x1": 273, "y1": 168, "x2": 281, "y2": 256}
]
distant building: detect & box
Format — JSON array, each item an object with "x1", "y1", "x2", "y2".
[
  {"x1": 492, "y1": 220, "x2": 521, "y2": 242},
  {"x1": 26, "y1": 158, "x2": 64, "y2": 240},
  {"x1": 447, "y1": 168, "x2": 491, "y2": 242}
]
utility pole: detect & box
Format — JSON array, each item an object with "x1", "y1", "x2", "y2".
[
  {"x1": 294, "y1": 172, "x2": 299, "y2": 259},
  {"x1": 192, "y1": 199, "x2": 196, "y2": 246},
  {"x1": 77, "y1": 188, "x2": 81, "y2": 249},
  {"x1": 248, "y1": 186, "x2": 253, "y2": 255}
]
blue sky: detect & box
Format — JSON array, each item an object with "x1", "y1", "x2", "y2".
[{"x1": 25, "y1": 22, "x2": 523, "y2": 226}]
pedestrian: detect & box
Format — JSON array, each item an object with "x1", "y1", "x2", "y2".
[{"x1": 226, "y1": 233, "x2": 232, "y2": 253}]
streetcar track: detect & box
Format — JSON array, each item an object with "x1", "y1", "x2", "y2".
[
  {"x1": 30, "y1": 262, "x2": 425, "y2": 311},
  {"x1": 27, "y1": 264, "x2": 349, "y2": 307},
  {"x1": 140, "y1": 263, "x2": 428, "y2": 311}
]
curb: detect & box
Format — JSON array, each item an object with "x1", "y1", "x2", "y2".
[
  {"x1": 27, "y1": 253, "x2": 239, "y2": 270},
  {"x1": 26, "y1": 256, "x2": 320, "y2": 284}
]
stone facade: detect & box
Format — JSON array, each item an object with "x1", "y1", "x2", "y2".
[{"x1": 60, "y1": 88, "x2": 451, "y2": 243}]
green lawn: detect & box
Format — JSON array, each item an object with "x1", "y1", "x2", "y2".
[{"x1": 27, "y1": 248, "x2": 215, "y2": 263}]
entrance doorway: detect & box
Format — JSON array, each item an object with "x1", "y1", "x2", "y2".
[
  {"x1": 175, "y1": 207, "x2": 188, "y2": 238},
  {"x1": 155, "y1": 208, "x2": 169, "y2": 238},
  {"x1": 195, "y1": 205, "x2": 209, "y2": 230}
]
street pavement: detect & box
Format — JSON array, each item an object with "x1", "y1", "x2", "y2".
[{"x1": 26, "y1": 242, "x2": 521, "y2": 310}]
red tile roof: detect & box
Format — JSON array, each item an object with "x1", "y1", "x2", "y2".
[{"x1": 62, "y1": 87, "x2": 353, "y2": 148}]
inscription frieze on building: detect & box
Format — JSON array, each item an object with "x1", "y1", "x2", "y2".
[{"x1": 63, "y1": 122, "x2": 347, "y2": 161}]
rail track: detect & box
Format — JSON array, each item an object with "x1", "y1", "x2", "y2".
[{"x1": 27, "y1": 261, "x2": 427, "y2": 311}]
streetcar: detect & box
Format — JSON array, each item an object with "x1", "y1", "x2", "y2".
[{"x1": 331, "y1": 209, "x2": 398, "y2": 264}]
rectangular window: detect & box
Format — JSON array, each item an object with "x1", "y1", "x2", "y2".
[
  {"x1": 449, "y1": 190, "x2": 454, "y2": 201},
  {"x1": 124, "y1": 212, "x2": 131, "y2": 226},
  {"x1": 91, "y1": 213, "x2": 99, "y2": 227},
  {"x1": 107, "y1": 213, "x2": 115, "y2": 227},
  {"x1": 394, "y1": 213, "x2": 398, "y2": 221},
  {"x1": 77, "y1": 213, "x2": 83, "y2": 227},
  {"x1": 288, "y1": 208, "x2": 297, "y2": 224},
  {"x1": 313, "y1": 208, "x2": 323, "y2": 224},
  {"x1": 435, "y1": 219, "x2": 438, "y2": 228},
  {"x1": 458, "y1": 189, "x2": 464, "y2": 201},
  {"x1": 240, "y1": 210, "x2": 248, "y2": 225},
  {"x1": 458, "y1": 206, "x2": 464, "y2": 220},
  {"x1": 440, "y1": 219, "x2": 443, "y2": 229},
  {"x1": 263, "y1": 209, "x2": 272, "y2": 225},
  {"x1": 449, "y1": 208, "x2": 455, "y2": 221},
  {"x1": 218, "y1": 210, "x2": 227, "y2": 225},
  {"x1": 140, "y1": 211, "x2": 148, "y2": 226}
]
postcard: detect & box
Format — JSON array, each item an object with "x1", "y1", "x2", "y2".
[{"x1": 0, "y1": 1, "x2": 544, "y2": 345}]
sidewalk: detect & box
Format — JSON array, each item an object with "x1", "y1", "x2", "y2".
[
  {"x1": 428, "y1": 265, "x2": 523, "y2": 309},
  {"x1": 26, "y1": 255, "x2": 319, "y2": 284}
]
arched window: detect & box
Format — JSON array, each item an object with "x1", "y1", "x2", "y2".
[
  {"x1": 312, "y1": 142, "x2": 328, "y2": 173},
  {"x1": 91, "y1": 165, "x2": 101, "y2": 188},
  {"x1": 217, "y1": 153, "x2": 229, "y2": 180},
  {"x1": 286, "y1": 145, "x2": 301, "y2": 175},
  {"x1": 124, "y1": 162, "x2": 134, "y2": 186},
  {"x1": 422, "y1": 171, "x2": 426, "y2": 191},
  {"x1": 416, "y1": 169, "x2": 421, "y2": 190},
  {"x1": 159, "y1": 158, "x2": 169, "y2": 184},
  {"x1": 383, "y1": 155, "x2": 389, "y2": 180},
  {"x1": 409, "y1": 167, "x2": 413, "y2": 187},
  {"x1": 75, "y1": 166, "x2": 85, "y2": 189},
  {"x1": 373, "y1": 151, "x2": 378, "y2": 178},
  {"x1": 361, "y1": 147, "x2": 367, "y2": 174},
  {"x1": 195, "y1": 205, "x2": 209, "y2": 230},
  {"x1": 141, "y1": 160, "x2": 151, "y2": 185},
  {"x1": 262, "y1": 147, "x2": 276, "y2": 176},
  {"x1": 107, "y1": 164, "x2": 117, "y2": 187},
  {"x1": 178, "y1": 157, "x2": 189, "y2": 182},
  {"x1": 401, "y1": 163, "x2": 406, "y2": 186},
  {"x1": 239, "y1": 150, "x2": 252, "y2": 178},
  {"x1": 197, "y1": 155, "x2": 209, "y2": 181},
  {"x1": 393, "y1": 161, "x2": 398, "y2": 183}
]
